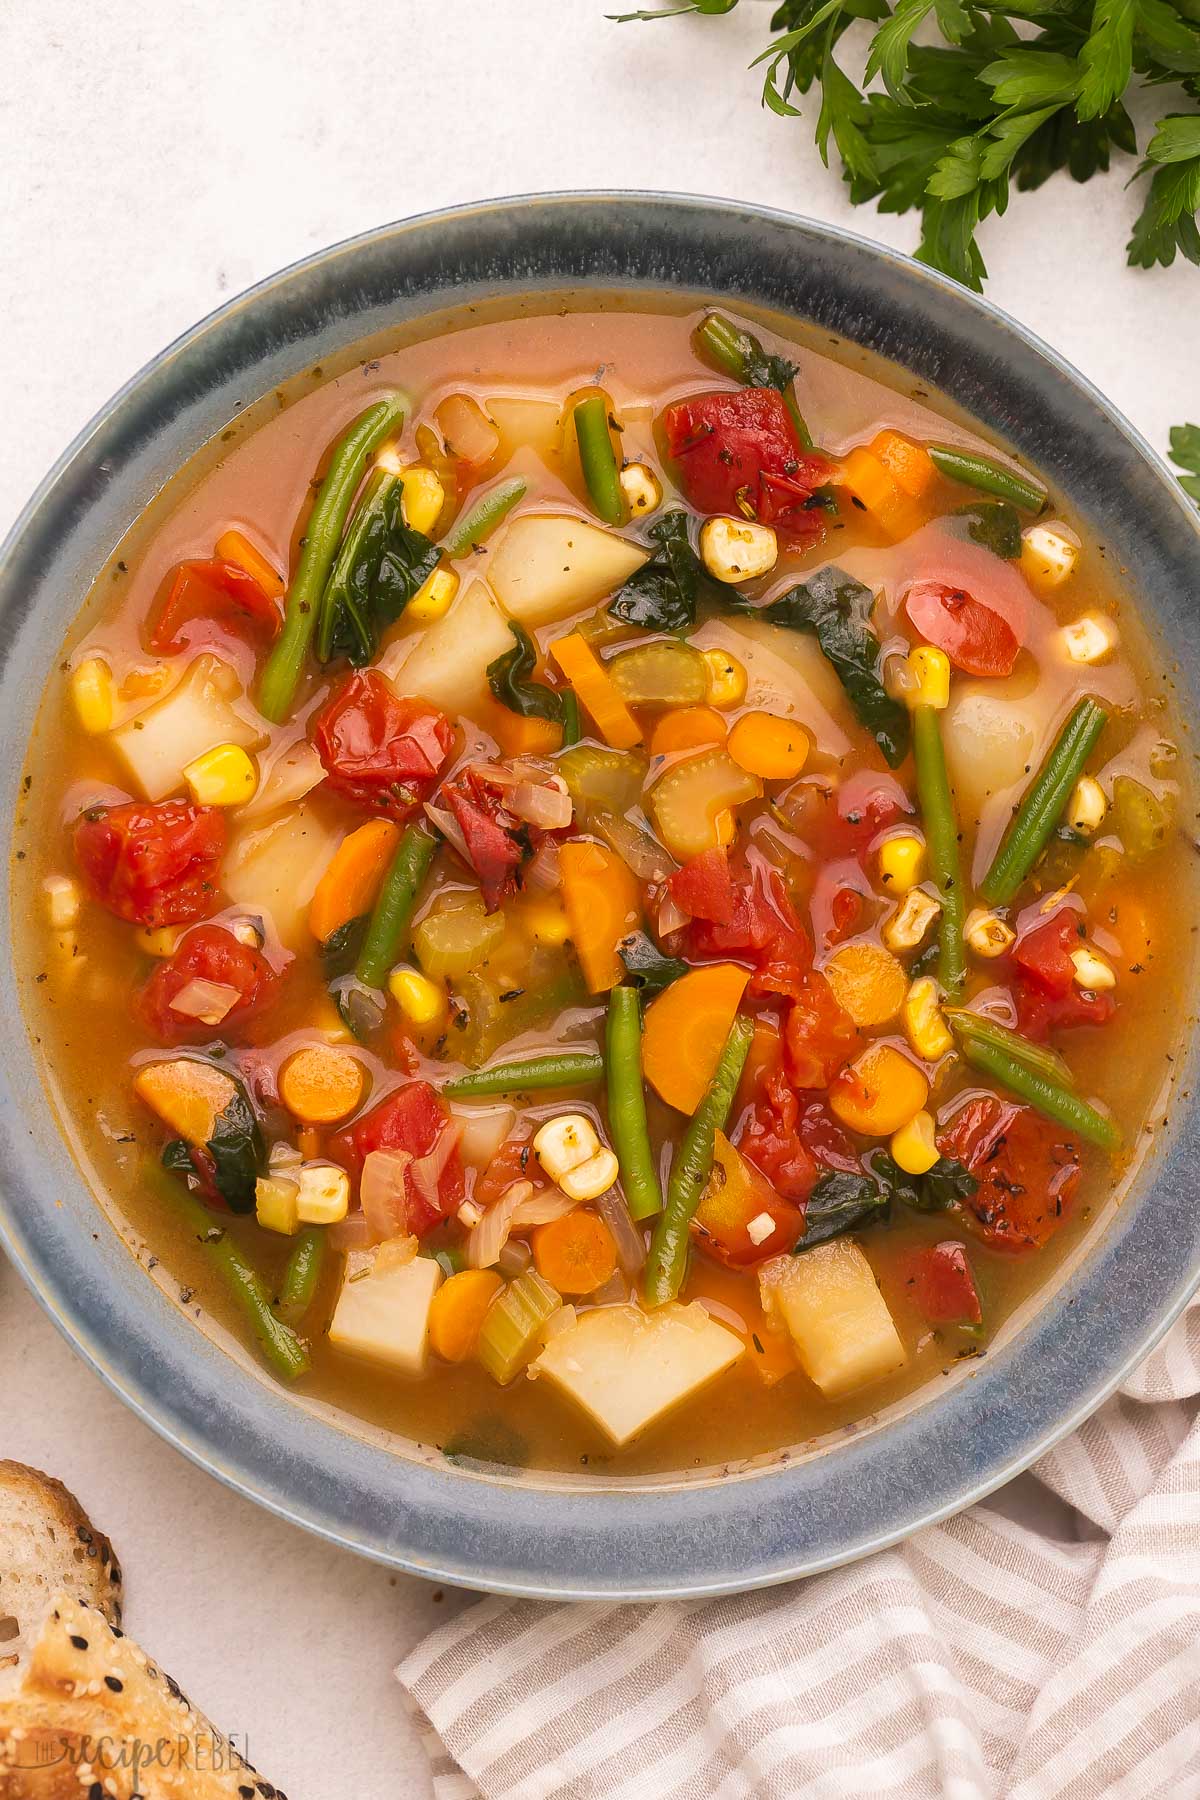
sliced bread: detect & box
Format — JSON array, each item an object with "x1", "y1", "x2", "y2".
[{"x1": 0, "y1": 1463, "x2": 122, "y2": 1693}]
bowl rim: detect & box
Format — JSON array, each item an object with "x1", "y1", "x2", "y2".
[{"x1": 3, "y1": 189, "x2": 1199, "y2": 1600}]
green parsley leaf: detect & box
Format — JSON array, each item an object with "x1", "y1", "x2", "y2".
[{"x1": 1169, "y1": 424, "x2": 1200, "y2": 504}]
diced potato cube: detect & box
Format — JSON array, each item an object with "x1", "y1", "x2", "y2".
[
  {"x1": 224, "y1": 803, "x2": 344, "y2": 950},
  {"x1": 487, "y1": 515, "x2": 648, "y2": 627},
  {"x1": 110, "y1": 656, "x2": 262, "y2": 802},
  {"x1": 328, "y1": 1250, "x2": 442, "y2": 1377},
  {"x1": 530, "y1": 1301, "x2": 743, "y2": 1446},
  {"x1": 383, "y1": 581, "x2": 513, "y2": 715},
  {"x1": 133, "y1": 1059, "x2": 237, "y2": 1144},
  {"x1": 759, "y1": 1241, "x2": 906, "y2": 1399}
]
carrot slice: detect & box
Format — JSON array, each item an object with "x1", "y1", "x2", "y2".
[
  {"x1": 839, "y1": 445, "x2": 928, "y2": 541},
  {"x1": 727, "y1": 711, "x2": 809, "y2": 780},
  {"x1": 550, "y1": 633, "x2": 642, "y2": 750},
  {"x1": 429, "y1": 1268, "x2": 504, "y2": 1362},
  {"x1": 559, "y1": 839, "x2": 642, "y2": 992},
  {"x1": 214, "y1": 528, "x2": 286, "y2": 599},
  {"x1": 642, "y1": 963, "x2": 750, "y2": 1113},
  {"x1": 308, "y1": 819, "x2": 400, "y2": 943},
  {"x1": 532, "y1": 1210, "x2": 617, "y2": 1296},
  {"x1": 477, "y1": 695, "x2": 563, "y2": 758},
  {"x1": 829, "y1": 1042, "x2": 928, "y2": 1136},
  {"x1": 279, "y1": 1044, "x2": 365, "y2": 1125},
  {"x1": 871, "y1": 430, "x2": 936, "y2": 502},
  {"x1": 650, "y1": 706, "x2": 728, "y2": 757}
]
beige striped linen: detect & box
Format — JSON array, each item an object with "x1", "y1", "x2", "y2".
[{"x1": 397, "y1": 1294, "x2": 1200, "y2": 1798}]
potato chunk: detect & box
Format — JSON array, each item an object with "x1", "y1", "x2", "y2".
[
  {"x1": 487, "y1": 514, "x2": 647, "y2": 628},
  {"x1": 531, "y1": 1301, "x2": 743, "y2": 1446},
  {"x1": 223, "y1": 802, "x2": 343, "y2": 950},
  {"x1": 329, "y1": 1247, "x2": 441, "y2": 1377},
  {"x1": 383, "y1": 580, "x2": 513, "y2": 715},
  {"x1": 759, "y1": 1241, "x2": 905, "y2": 1399},
  {"x1": 110, "y1": 656, "x2": 262, "y2": 801}
]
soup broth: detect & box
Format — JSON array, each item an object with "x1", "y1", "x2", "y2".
[{"x1": 15, "y1": 299, "x2": 1191, "y2": 1477}]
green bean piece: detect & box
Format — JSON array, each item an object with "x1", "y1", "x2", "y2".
[
  {"x1": 981, "y1": 698, "x2": 1108, "y2": 906},
  {"x1": 644, "y1": 1015, "x2": 753, "y2": 1307},
  {"x1": 277, "y1": 1227, "x2": 326, "y2": 1328},
  {"x1": 442, "y1": 1051, "x2": 604, "y2": 1098},
  {"x1": 573, "y1": 395, "x2": 624, "y2": 525},
  {"x1": 943, "y1": 1009, "x2": 1076, "y2": 1090},
  {"x1": 355, "y1": 825, "x2": 437, "y2": 989},
  {"x1": 150, "y1": 1163, "x2": 310, "y2": 1381},
  {"x1": 928, "y1": 446, "x2": 1046, "y2": 514},
  {"x1": 258, "y1": 393, "x2": 408, "y2": 722},
  {"x1": 561, "y1": 689, "x2": 582, "y2": 747},
  {"x1": 314, "y1": 467, "x2": 395, "y2": 664},
  {"x1": 956, "y1": 1037, "x2": 1122, "y2": 1154},
  {"x1": 606, "y1": 987, "x2": 663, "y2": 1222},
  {"x1": 912, "y1": 704, "x2": 966, "y2": 996},
  {"x1": 694, "y1": 311, "x2": 814, "y2": 447},
  {"x1": 440, "y1": 477, "x2": 527, "y2": 557}
]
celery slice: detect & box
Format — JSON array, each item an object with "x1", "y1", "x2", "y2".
[{"x1": 477, "y1": 1270, "x2": 562, "y2": 1384}]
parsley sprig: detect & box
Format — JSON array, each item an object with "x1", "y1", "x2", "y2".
[
  {"x1": 1170, "y1": 423, "x2": 1200, "y2": 502},
  {"x1": 614, "y1": 0, "x2": 1200, "y2": 289}
]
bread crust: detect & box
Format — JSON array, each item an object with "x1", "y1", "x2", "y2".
[
  {"x1": 0, "y1": 1593, "x2": 286, "y2": 1800},
  {"x1": 0, "y1": 1460, "x2": 123, "y2": 1670}
]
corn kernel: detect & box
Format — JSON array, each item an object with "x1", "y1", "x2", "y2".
[
  {"x1": 1020, "y1": 523, "x2": 1079, "y2": 591},
  {"x1": 71, "y1": 658, "x2": 115, "y2": 734},
  {"x1": 182, "y1": 742, "x2": 258, "y2": 807},
  {"x1": 905, "y1": 646, "x2": 950, "y2": 711},
  {"x1": 903, "y1": 976, "x2": 954, "y2": 1061},
  {"x1": 136, "y1": 925, "x2": 183, "y2": 958},
  {"x1": 619, "y1": 461, "x2": 662, "y2": 516},
  {"x1": 560, "y1": 1147, "x2": 620, "y2": 1202},
  {"x1": 890, "y1": 1109, "x2": 940, "y2": 1176},
  {"x1": 702, "y1": 648, "x2": 748, "y2": 709},
  {"x1": 884, "y1": 887, "x2": 941, "y2": 952},
  {"x1": 1060, "y1": 613, "x2": 1118, "y2": 665},
  {"x1": 1067, "y1": 775, "x2": 1107, "y2": 835},
  {"x1": 311, "y1": 994, "x2": 353, "y2": 1043},
  {"x1": 964, "y1": 907, "x2": 1016, "y2": 959},
  {"x1": 534, "y1": 1113, "x2": 601, "y2": 1184},
  {"x1": 296, "y1": 1163, "x2": 350, "y2": 1225},
  {"x1": 406, "y1": 566, "x2": 459, "y2": 624},
  {"x1": 256, "y1": 1174, "x2": 300, "y2": 1236},
  {"x1": 524, "y1": 898, "x2": 571, "y2": 946},
  {"x1": 699, "y1": 516, "x2": 778, "y2": 584},
  {"x1": 1071, "y1": 946, "x2": 1116, "y2": 991},
  {"x1": 396, "y1": 465, "x2": 445, "y2": 536},
  {"x1": 388, "y1": 966, "x2": 446, "y2": 1027},
  {"x1": 877, "y1": 833, "x2": 926, "y2": 893},
  {"x1": 44, "y1": 876, "x2": 80, "y2": 929}
]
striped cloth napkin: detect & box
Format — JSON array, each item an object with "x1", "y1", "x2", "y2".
[{"x1": 397, "y1": 1297, "x2": 1200, "y2": 1799}]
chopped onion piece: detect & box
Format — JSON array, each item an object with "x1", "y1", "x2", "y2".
[
  {"x1": 424, "y1": 801, "x2": 471, "y2": 865},
  {"x1": 525, "y1": 838, "x2": 562, "y2": 892},
  {"x1": 329, "y1": 1212, "x2": 372, "y2": 1251},
  {"x1": 455, "y1": 1104, "x2": 516, "y2": 1170},
  {"x1": 511, "y1": 1187, "x2": 578, "y2": 1228},
  {"x1": 242, "y1": 739, "x2": 324, "y2": 818},
  {"x1": 410, "y1": 1121, "x2": 461, "y2": 1216},
  {"x1": 510, "y1": 781, "x2": 573, "y2": 830},
  {"x1": 497, "y1": 1238, "x2": 533, "y2": 1278},
  {"x1": 590, "y1": 1270, "x2": 631, "y2": 1306},
  {"x1": 656, "y1": 892, "x2": 691, "y2": 937},
  {"x1": 360, "y1": 1148, "x2": 413, "y2": 1242},
  {"x1": 592, "y1": 807, "x2": 674, "y2": 881},
  {"x1": 167, "y1": 978, "x2": 242, "y2": 1024},
  {"x1": 467, "y1": 1180, "x2": 533, "y2": 1268},
  {"x1": 596, "y1": 1189, "x2": 648, "y2": 1273}
]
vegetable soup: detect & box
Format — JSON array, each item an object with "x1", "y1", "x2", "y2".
[{"x1": 16, "y1": 300, "x2": 1191, "y2": 1477}]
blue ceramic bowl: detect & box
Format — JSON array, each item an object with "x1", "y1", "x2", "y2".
[{"x1": 2, "y1": 195, "x2": 1198, "y2": 1599}]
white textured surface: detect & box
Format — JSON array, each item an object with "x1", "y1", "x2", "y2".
[{"x1": 0, "y1": 3, "x2": 1190, "y2": 1797}]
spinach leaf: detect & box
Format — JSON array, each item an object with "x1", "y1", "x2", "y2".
[
  {"x1": 321, "y1": 913, "x2": 369, "y2": 980},
  {"x1": 318, "y1": 473, "x2": 440, "y2": 667},
  {"x1": 870, "y1": 1150, "x2": 978, "y2": 1213},
  {"x1": 608, "y1": 510, "x2": 721, "y2": 632},
  {"x1": 743, "y1": 566, "x2": 910, "y2": 767},
  {"x1": 161, "y1": 1138, "x2": 195, "y2": 1175},
  {"x1": 953, "y1": 500, "x2": 1022, "y2": 559},
  {"x1": 794, "y1": 1169, "x2": 890, "y2": 1251},
  {"x1": 443, "y1": 1416, "x2": 530, "y2": 1469},
  {"x1": 617, "y1": 931, "x2": 690, "y2": 993},
  {"x1": 487, "y1": 622, "x2": 564, "y2": 721},
  {"x1": 207, "y1": 1087, "x2": 263, "y2": 1214}
]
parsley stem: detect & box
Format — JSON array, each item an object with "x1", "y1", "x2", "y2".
[{"x1": 928, "y1": 446, "x2": 1046, "y2": 513}]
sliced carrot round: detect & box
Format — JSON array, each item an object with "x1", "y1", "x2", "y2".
[
  {"x1": 532, "y1": 1210, "x2": 617, "y2": 1296},
  {"x1": 829, "y1": 1041, "x2": 928, "y2": 1137},
  {"x1": 429, "y1": 1269, "x2": 504, "y2": 1362},
  {"x1": 279, "y1": 1044, "x2": 366, "y2": 1125},
  {"x1": 727, "y1": 711, "x2": 810, "y2": 780},
  {"x1": 642, "y1": 962, "x2": 750, "y2": 1113},
  {"x1": 649, "y1": 705, "x2": 728, "y2": 757}
]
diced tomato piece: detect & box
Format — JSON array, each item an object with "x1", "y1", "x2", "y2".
[
  {"x1": 330, "y1": 1079, "x2": 464, "y2": 1237},
  {"x1": 661, "y1": 388, "x2": 832, "y2": 544},
  {"x1": 440, "y1": 769, "x2": 527, "y2": 912},
  {"x1": 904, "y1": 579, "x2": 1020, "y2": 678},
  {"x1": 134, "y1": 923, "x2": 282, "y2": 1043},
  {"x1": 312, "y1": 670, "x2": 454, "y2": 820},
  {"x1": 808, "y1": 858, "x2": 875, "y2": 951},
  {"x1": 473, "y1": 1133, "x2": 536, "y2": 1207},
  {"x1": 684, "y1": 848, "x2": 812, "y2": 999},
  {"x1": 905, "y1": 1241, "x2": 983, "y2": 1325},
  {"x1": 1015, "y1": 978, "x2": 1116, "y2": 1041},
  {"x1": 1013, "y1": 908, "x2": 1083, "y2": 998},
  {"x1": 938, "y1": 1095, "x2": 1081, "y2": 1252},
  {"x1": 691, "y1": 1132, "x2": 804, "y2": 1267},
  {"x1": 784, "y1": 970, "x2": 859, "y2": 1090},
  {"x1": 74, "y1": 799, "x2": 226, "y2": 928},
  {"x1": 734, "y1": 1021, "x2": 857, "y2": 1200},
  {"x1": 668, "y1": 847, "x2": 734, "y2": 925},
  {"x1": 144, "y1": 558, "x2": 281, "y2": 657},
  {"x1": 797, "y1": 1098, "x2": 860, "y2": 1172}
]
